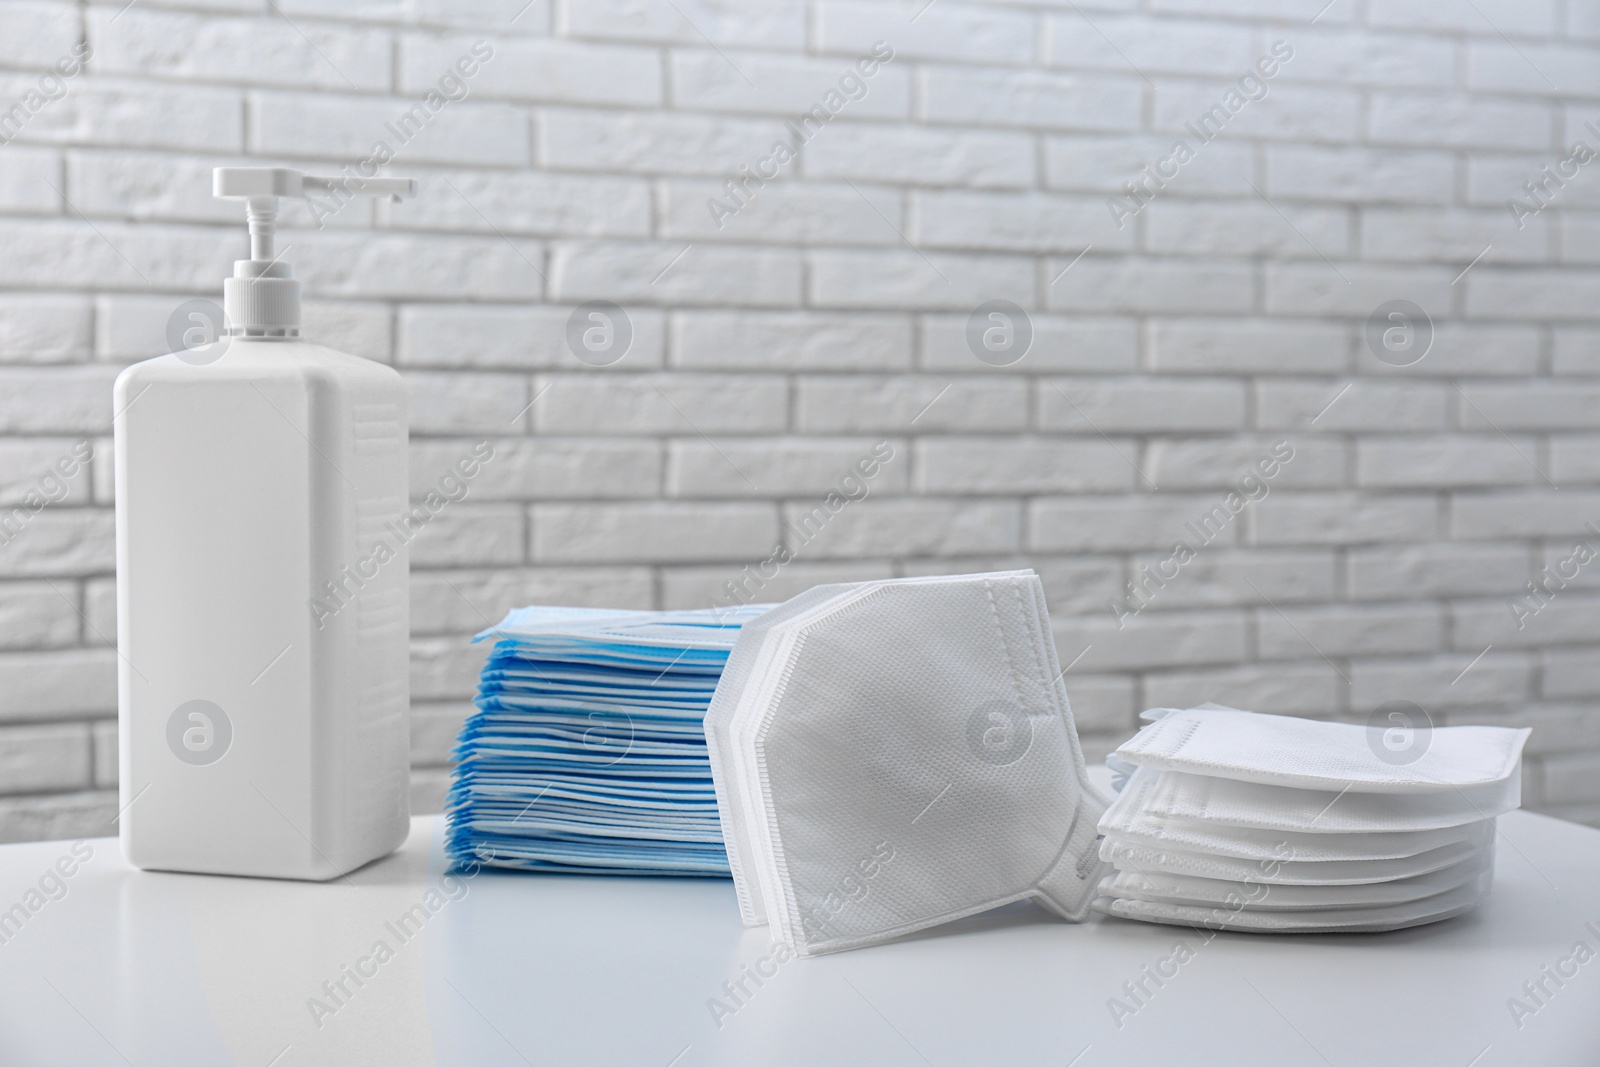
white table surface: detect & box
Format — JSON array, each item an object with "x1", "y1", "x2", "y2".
[{"x1": 1, "y1": 808, "x2": 1597, "y2": 1067}]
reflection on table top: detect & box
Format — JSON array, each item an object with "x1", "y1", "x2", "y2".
[{"x1": 1, "y1": 810, "x2": 1597, "y2": 1066}]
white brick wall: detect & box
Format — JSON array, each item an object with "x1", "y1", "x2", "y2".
[{"x1": 1, "y1": 0, "x2": 1597, "y2": 841}]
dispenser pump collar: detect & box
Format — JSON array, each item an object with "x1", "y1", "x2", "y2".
[{"x1": 212, "y1": 167, "x2": 418, "y2": 339}]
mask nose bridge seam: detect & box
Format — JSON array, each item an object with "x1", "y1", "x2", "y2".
[
  {"x1": 981, "y1": 578, "x2": 1029, "y2": 717},
  {"x1": 987, "y1": 577, "x2": 1098, "y2": 896}
]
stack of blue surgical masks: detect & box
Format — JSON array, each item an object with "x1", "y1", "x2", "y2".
[{"x1": 446, "y1": 604, "x2": 772, "y2": 876}]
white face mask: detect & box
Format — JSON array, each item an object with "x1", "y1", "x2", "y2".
[
  {"x1": 1100, "y1": 846, "x2": 1494, "y2": 911},
  {"x1": 1139, "y1": 766, "x2": 1520, "y2": 834},
  {"x1": 704, "y1": 582, "x2": 865, "y2": 926},
  {"x1": 1116, "y1": 707, "x2": 1529, "y2": 794},
  {"x1": 1094, "y1": 870, "x2": 1492, "y2": 933},
  {"x1": 1100, "y1": 766, "x2": 1495, "y2": 862},
  {"x1": 1101, "y1": 834, "x2": 1489, "y2": 886},
  {"x1": 708, "y1": 575, "x2": 1017, "y2": 929},
  {"x1": 707, "y1": 571, "x2": 1109, "y2": 956},
  {"x1": 1095, "y1": 705, "x2": 1524, "y2": 935}
]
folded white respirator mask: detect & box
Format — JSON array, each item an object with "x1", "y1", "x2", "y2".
[
  {"x1": 1101, "y1": 847, "x2": 1494, "y2": 911},
  {"x1": 1102, "y1": 766, "x2": 1494, "y2": 863},
  {"x1": 1095, "y1": 873, "x2": 1494, "y2": 933},
  {"x1": 1101, "y1": 836, "x2": 1488, "y2": 887},
  {"x1": 705, "y1": 571, "x2": 1109, "y2": 956},
  {"x1": 1137, "y1": 766, "x2": 1520, "y2": 835},
  {"x1": 1094, "y1": 705, "x2": 1529, "y2": 933},
  {"x1": 1113, "y1": 705, "x2": 1526, "y2": 795}
]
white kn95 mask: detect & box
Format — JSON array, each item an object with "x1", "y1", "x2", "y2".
[
  {"x1": 1115, "y1": 706, "x2": 1529, "y2": 794},
  {"x1": 704, "y1": 581, "x2": 864, "y2": 925},
  {"x1": 1099, "y1": 847, "x2": 1494, "y2": 911},
  {"x1": 1100, "y1": 766, "x2": 1495, "y2": 862},
  {"x1": 1137, "y1": 766, "x2": 1521, "y2": 835},
  {"x1": 1092, "y1": 704, "x2": 1527, "y2": 936},
  {"x1": 705, "y1": 572, "x2": 1110, "y2": 956},
  {"x1": 1092, "y1": 873, "x2": 1492, "y2": 933}
]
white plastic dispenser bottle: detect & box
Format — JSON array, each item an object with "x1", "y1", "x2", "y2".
[{"x1": 115, "y1": 168, "x2": 417, "y2": 880}]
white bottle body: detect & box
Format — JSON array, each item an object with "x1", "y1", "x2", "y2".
[{"x1": 115, "y1": 339, "x2": 410, "y2": 880}]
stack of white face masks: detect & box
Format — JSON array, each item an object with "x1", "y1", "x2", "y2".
[
  {"x1": 1093, "y1": 706, "x2": 1530, "y2": 933},
  {"x1": 447, "y1": 603, "x2": 771, "y2": 875},
  {"x1": 705, "y1": 571, "x2": 1110, "y2": 957}
]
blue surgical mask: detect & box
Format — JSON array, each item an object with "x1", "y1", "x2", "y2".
[{"x1": 449, "y1": 603, "x2": 774, "y2": 877}]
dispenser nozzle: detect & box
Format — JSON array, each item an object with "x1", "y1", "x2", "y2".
[{"x1": 211, "y1": 167, "x2": 419, "y2": 339}]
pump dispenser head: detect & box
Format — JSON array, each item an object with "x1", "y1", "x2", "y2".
[{"x1": 212, "y1": 167, "x2": 418, "y2": 339}]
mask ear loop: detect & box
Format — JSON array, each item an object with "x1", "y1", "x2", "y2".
[{"x1": 1031, "y1": 800, "x2": 1110, "y2": 921}]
